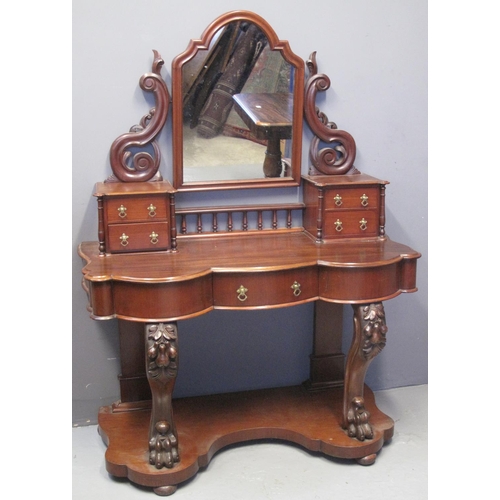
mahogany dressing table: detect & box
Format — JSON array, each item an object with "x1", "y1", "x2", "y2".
[{"x1": 78, "y1": 11, "x2": 420, "y2": 496}]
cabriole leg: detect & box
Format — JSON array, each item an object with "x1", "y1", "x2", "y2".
[
  {"x1": 343, "y1": 303, "x2": 388, "y2": 441},
  {"x1": 145, "y1": 322, "x2": 180, "y2": 469}
]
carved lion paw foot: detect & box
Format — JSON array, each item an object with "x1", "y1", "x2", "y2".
[
  {"x1": 149, "y1": 420, "x2": 180, "y2": 469},
  {"x1": 346, "y1": 396, "x2": 374, "y2": 441}
]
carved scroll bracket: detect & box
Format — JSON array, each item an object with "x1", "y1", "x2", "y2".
[
  {"x1": 304, "y1": 51, "x2": 358, "y2": 176},
  {"x1": 107, "y1": 50, "x2": 170, "y2": 183}
]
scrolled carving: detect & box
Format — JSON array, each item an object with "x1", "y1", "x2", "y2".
[
  {"x1": 108, "y1": 50, "x2": 170, "y2": 183},
  {"x1": 304, "y1": 51, "x2": 358, "y2": 176}
]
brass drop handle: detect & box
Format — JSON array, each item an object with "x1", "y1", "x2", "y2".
[
  {"x1": 291, "y1": 281, "x2": 301, "y2": 296},
  {"x1": 147, "y1": 204, "x2": 157, "y2": 217},
  {"x1": 360, "y1": 194, "x2": 369, "y2": 207},
  {"x1": 334, "y1": 194, "x2": 343, "y2": 207},
  {"x1": 335, "y1": 219, "x2": 343, "y2": 232},
  {"x1": 117, "y1": 205, "x2": 127, "y2": 218},
  {"x1": 119, "y1": 233, "x2": 129, "y2": 246},
  {"x1": 236, "y1": 285, "x2": 248, "y2": 302},
  {"x1": 150, "y1": 231, "x2": 159, "y2": 244},
  {"x1": 359, "y1": 218, "x2": 368, "y2": 231}
]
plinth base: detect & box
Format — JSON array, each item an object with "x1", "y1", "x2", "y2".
[{"x1": 98, "y1": 384, "x2": 393, "y2": 493}]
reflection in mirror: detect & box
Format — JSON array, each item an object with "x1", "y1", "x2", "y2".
[
  {"x1": 172, "y1": 12, "x2": 304, "y2": 191},
  {"x1": 182, "y1": 22, "x2": 293, "y2": 182}
]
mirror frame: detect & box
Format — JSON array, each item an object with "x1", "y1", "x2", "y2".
[{"x1": 172, "y1": 10, "x2": 304, "y2": 191}]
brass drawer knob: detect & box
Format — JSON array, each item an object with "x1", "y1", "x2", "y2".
[
  {"x1": 117, "y1": 205, "x2": 127, "y2": 218},
  {"x1": 334, "y1": 194, "x2": 343, "y2": 207},
  {"x1": 119, "y1": 233, "x2": 129, "y2": 246},
  {"x1": 335, "y1": 219, "x2": 343, "y2": 232},
  {"x1": 291, "y1": 281, "x2": 301, "y2": 296},
  {"x1": 360, "y1": 194, "x2": 369, "y2": 207},
  {"x1": 148, "y1": 204, "x2": 157, "y2": 217},
  {"x1": 359, "y1": 218, "x2": 368, "y2": 231},
  {"x1": 150, "y1": 231, "x2": 159, "y2": 244},
  {"x1": 236, "y1": 285, "x2": 248, "y2": 302}
]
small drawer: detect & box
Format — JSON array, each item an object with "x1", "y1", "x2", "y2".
[
  {"x1": 107, "y1": 221, "x2": 170, "y2": 253},
  {"x1": 323, "y1": 187, "x2": 379, "y2": 210},
  {"x1": 105, "y1": 195, "x2": 168, "y2": 224},
  {"x1": 323, "y1": 210, "x2": 379, "y2": 238},
  {"x1": 213, "y1": 267, "x2": 318, "y2": 308}
]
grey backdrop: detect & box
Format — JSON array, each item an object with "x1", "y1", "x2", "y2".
[{"x1": 73, "y1": 0, "x2": 427, "y2": 425}]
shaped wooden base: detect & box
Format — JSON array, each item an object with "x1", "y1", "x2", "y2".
[{"x1": 98, "y1": 384, "x2": 393, "y2": 494}]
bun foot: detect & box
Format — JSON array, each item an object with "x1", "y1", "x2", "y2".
[
  {"x1": 153, "y1": 485, "x2": 177, "y2": 496},
  {"x1": 357, "y1": 453, "x2": 377, "y2": 466}
]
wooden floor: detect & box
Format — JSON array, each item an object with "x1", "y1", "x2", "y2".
[{"x1": 73, "y1": 385, "x2": 427, "y2": 499}]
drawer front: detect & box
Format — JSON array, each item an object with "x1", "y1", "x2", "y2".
[
  {"x1": 112, "y1": 274, "x2": 213, "y2": 321},
  {"x1": 323, "y1": 209, "x2": 379, "y2": 238},
  {"x1": 107, "y1": 221, "x2": 170, "y2": 253},
  {"x1": 213, "y1": 267, "x2": 318, "y2": 308},
  {"x1": 105, "y1": 195, "x2": 168, "y2": 224},
  {"x1": 324, "y1": 187, "x2": 379, "y2": 210},
  {"x1": 319, "y1": 263, "x2": 400, "y2": 302}
]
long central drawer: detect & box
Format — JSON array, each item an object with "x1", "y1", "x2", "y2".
[{"x1": 213, "y1": 267, "x2": 318, "y2": 308}]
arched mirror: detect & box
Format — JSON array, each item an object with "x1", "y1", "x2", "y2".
[{"x1": 172, "y1": 11, "x2": 304, "y2": 191}]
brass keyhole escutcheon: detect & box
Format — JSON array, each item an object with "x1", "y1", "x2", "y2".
[
  {"x1": 236, "y1": 285, "x2": 248, "y2": 302},
  {"x1": 291, "y1": 281, "x2": 301, "y2": 296},
  {"x1": 117, "y1": 205, "x2": 127, "y2": 218},
  {"x1": 120, "y1": 233, "x2": 129, "y2": 246},
  {"x1": 334, "y1": 194, "x2": 343, "y2": 207},
  {"x1": 148, "y1": 204, "x2": 157, "y2": 217},
  {"x1": 150, "y1": 231, "x2": 159, "y2": 244},
  {"x1": 335, "y1": 219, "x2": 343, "y2": 232},
  {"x1": 360, "y1": 194, "x2": 369, "y2": 207},
  {"x1": 359, "y1": 218, "x2": 368, "y2": 231}
]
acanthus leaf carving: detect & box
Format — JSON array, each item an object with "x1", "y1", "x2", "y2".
[
  {"x1": 147, "y1": 322, "x2": 179, "y2": 380},
  {"x1": 361, "y1": 302, "x2": 388, "y2": 360}
]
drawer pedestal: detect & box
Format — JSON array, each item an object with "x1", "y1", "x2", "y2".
[
  {"x1": 94, "y1": 181, "x2": 176, "y2": 254},
  {"x1": 303, "y1": 174, "x2": 388, "y2": 242}
]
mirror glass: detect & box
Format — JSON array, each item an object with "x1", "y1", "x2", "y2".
[{"x1": 172, "y1": 12, "x2": 303, "y2": 190}]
